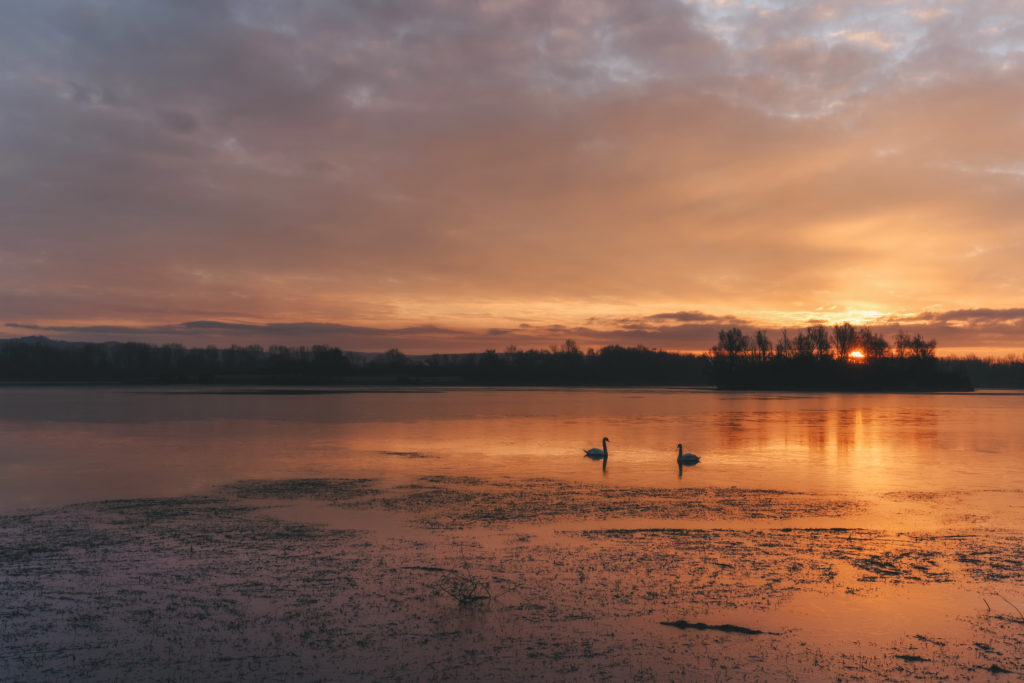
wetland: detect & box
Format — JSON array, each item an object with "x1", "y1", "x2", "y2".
[{"x1": 1, "y1": 387, "x2": 1022, "y2": 679}]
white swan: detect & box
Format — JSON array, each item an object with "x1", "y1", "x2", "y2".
[
  {"x1": 676, "y1": 443, "x2": 700, "y2": 465},
  {"x1": 584, "y1": 437, "x2": 609, "y2": 459}
]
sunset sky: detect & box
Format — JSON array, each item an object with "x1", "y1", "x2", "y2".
[{"x1": 3, "y1": 0, "x2": 1024, "y2": 355}]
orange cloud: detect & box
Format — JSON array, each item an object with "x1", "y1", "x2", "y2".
[{"x1": 0, "y1": 1, "x2": 1022, "y2": 355}]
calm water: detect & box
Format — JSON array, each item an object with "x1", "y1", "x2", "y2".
[{"x1": 1, "y1": 386, "x2": 1022, "y2": 515}]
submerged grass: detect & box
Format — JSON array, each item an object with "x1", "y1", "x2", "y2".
[
  {"x1": 220, "y1": 478, "x2": 378, "y2": 501},
  {"x1": 365, "y1": 476, "x2": 864, "y2": 528},
  {"x1": 1, "y1": 476, "x2": 1022, "y2": 680}
]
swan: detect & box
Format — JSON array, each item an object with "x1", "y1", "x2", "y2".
[
  {"x1": 584, "y1": 437, "x2": 610, "y2": 459},
  {"x1": 676, "y1": 443, "x2": 700, "y2": 465}
]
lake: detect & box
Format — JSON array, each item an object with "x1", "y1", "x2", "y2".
[
  {"x1": 4, "y1": 385, "x2": 1024, "y2": 679},
  {"x1": 2, "y1": 386, "x2": 1022, "y2": 520}
]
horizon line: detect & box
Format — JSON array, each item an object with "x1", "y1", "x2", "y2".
[{"x1": 2, "y1": 333, "x2": 1022, "y2": 363}]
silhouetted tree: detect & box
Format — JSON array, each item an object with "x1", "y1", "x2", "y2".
[
  {"x1": 311, "y1": 345, "x2": 350, "y2": 376},
  {"x1": 755, "y1": 330, "x2": 772, "y2": 362},
  {"x1": 376, "y1": 348, "x2": 409, "y2": 369},
  {"x1": 715, "y1": 327, "x2": 749, "y2": 363},
  {"x1": 0, "y1": 331, "x2": 988, "y2": 390},
  {"x1": 807, "y1": 325, "x2": 831, "y2": 359},
  {"x1": 795, "y1": 331, "x2": 814, "y2": 357},
  {"x1": 895, "y1": 332, "x2": 912, "y2": 359},
  {"x1": 708, "y1": 323, "x2": 970, "y2": 391},
  {"x1": 832, "y1": 322, "x2": 857, "y2": 359},
  {"x1": 908, "y1": 334, "x2": 936, "y2": 359},
  {"x1": 775, "y1": 330, "x2": 795, "y2": 359},
  {"x1": 858, "y1": 328, "x2": 889, "y2": 359},
  {"x1": 477, "y1": 349, "x2": 505, "y2": 379}
]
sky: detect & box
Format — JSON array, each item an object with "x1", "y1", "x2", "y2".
[{"x1": 2, "y1": 0, "x2": 1024, "y2": 356}]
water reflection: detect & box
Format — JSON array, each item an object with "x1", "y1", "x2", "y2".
[
  {"x1": 0, "y1": 387, "x2": 1022, "y2": 512},
  {"x1": 712, "y1": 405, "x2": 940, "y2": 461}
]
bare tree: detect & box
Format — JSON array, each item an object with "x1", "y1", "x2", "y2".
[
  {"x1": 909, "y1": 334, "x2": 936, "y2": 359},
  {"x1": 832, "y1": 322, "x2": 857, "y2": 359},
  {"x1": 715, "y1": 327, "x2": 750, "y2": 363},
  {"x1": 807, "y1": 325, "x2": 832, "y2": 359},
  {"x1": 775, "y1": 330, "x2": 794, "y2": 359},
  {"x1": 858, "y1": 328, "x2": 889, "y2": 359},
  {"x1": 895, "y1": 332, "x2": 912, "y2": 359},
  {"x1": 795, "y1": 331, "x2": 814, "y2": 357},
  {"x1": 755, "y1": 330, "x2": 772, "y2": 362}
]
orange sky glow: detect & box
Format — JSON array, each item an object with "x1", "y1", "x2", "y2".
[{"x1": 3, "y1": 1, "x2": 1024, "y2": 356}]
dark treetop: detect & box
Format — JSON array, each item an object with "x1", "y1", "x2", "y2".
[
  {"x1": 709, "y1": 324, "x2": 975, "y2": 391},
  {"x1": 0, "y1": 331, "x2": 1017, "y2": 388}
]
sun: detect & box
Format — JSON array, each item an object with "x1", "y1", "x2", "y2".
[{"x1": 848, "y1": 350, "x2": 866, "y2": 361}]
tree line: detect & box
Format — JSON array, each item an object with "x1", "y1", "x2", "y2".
[
  {"x1": 710, "y1": 323, "x2": 973, "y2": 390},
  {"x1": 1, "y1": 333, "x2": 1020, "y2": 388},
  {"x1": 0, "y1": 337, "x2": 707, "y2": 386}
]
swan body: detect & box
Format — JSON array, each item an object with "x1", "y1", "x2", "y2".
[
  {"x1": 584, "y1": 437, "x2": 610, "y2": 459},
  {"x1": 676, "y1": 443, "x2": 699, "y2": 465}
]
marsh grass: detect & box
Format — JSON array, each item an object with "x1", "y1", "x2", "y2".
[
  {"x1": 410, "y1": 543, "x2": 518, "y2": 607},
  {"x1": 220, "y1": 478, "x2": 377, "y2": 501},
  {"x1": 2, "y1": 477, "x2": 1023, "y2": 680},
  {"x1": 374, "y1": 476, "x2": 863, "y2": 529}
]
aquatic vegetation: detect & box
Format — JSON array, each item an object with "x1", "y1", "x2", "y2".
[{"x1": 1, "y1": 478, "x2": 1022, "y2": 679}]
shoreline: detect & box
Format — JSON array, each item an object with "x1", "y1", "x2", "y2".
[
  {"x1": 2, "y1": 476, "x2": 1022, "y2": 680},
  {"x1": 0, "y1": 381, "x2": 995, "y2": 394}
]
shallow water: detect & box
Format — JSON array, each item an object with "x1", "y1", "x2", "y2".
[
  {"x1": 1, "y1": 386, "x2": 1022, "y2": 515},
  {"x1": 3, "y1": 385, "x2": 1024, "y2": 679}
]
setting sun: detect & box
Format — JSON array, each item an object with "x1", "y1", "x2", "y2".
[{"x1": 849, "y1": 350, "x2": 866, "y2": 360}]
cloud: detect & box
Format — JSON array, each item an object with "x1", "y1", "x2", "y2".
[
  {"x1": 1, "y1": 1, "x2": 1024, "y2": 354},
  {"x1": 830, "y1": 30, "x2": 893, "y2": 51},
  {"x1": 7, "y1": 320, "x2": 468, "y2": 338},
  {"x1": 4, "y1": 320, "x2": 481, "y2": 353},
  {"x1": 6, "y1": 316, "x2": 731, "y2": 353},
  {"x1": 158, "y1": 109, "x2": 199, "y2": 134},
  {"x1": 896, "y1": 308, "x2": 1024, "y2": 325},
  {"x1": 909, "y1": 9, "x2": 950, "y2": 23},
  {"x1": 641, "y1": 311, "x2": 743, "y2": 323},
  {"x1": 7, "y1": 305, "x2": 1024, "y2": 356}
]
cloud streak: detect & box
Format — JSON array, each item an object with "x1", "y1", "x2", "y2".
[{"x1": 9, "y1": 306, "x2": 1024, "y2": 356}]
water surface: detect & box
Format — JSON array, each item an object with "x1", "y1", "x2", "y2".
[
  {"x1": 2, "y1": 386, "x2": 1021, "y2": 517},
  {"x1": 3, "y1": 386, "x2": 1024, "y2": 677}
]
